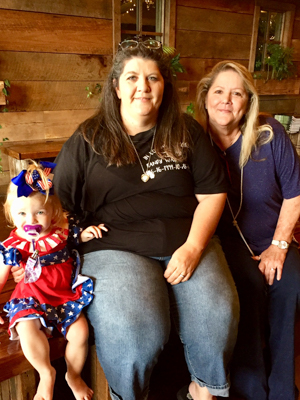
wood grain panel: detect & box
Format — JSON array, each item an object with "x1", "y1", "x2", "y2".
[
  {"x1": 0, "y1": 82, "x2": 6, "y2": 105},
  {"x1": 292, "y1": 39, "x2": 300, "y2": 61},
  {"x1": 0, "y1": 52, "x2": 112, "y2": 81},
  {"x1": 259, "y1": 96, "x2": 298, "y2": 115},
  {"x1": 0, "y1": 110, "x2": 95, "y2": 141},
  {"x1": 177, "y1": 6, "x2": 253, "y2": 34},
  {"x1": 176, "y1": 31, "x2": 251, "y2": 59},
  {"x1": 254, "y1": 78, "x2": 300, "y2": 95},
  {"x1": 293, "y1": 20, "x2": 300, "y2": 40},
  {"x1": 176, "y1": 0, "x2": 254, "y2": 14},
  {"x1": 0, "y1": 0, "x2": 112, "y2": 19},
  {"x1": 7, "y1": 81, "x2": 102, "y2": 112},
  {"x1": 0, "y1": 10, "x2": 113, "y2": 55},
  {"x1": 178, "y1": 58, "x2": 249, "y2": 81}
]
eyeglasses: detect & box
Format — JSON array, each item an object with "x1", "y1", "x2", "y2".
[{"x1": 118, "y1": 38, "x2": 162, "y2": 52}]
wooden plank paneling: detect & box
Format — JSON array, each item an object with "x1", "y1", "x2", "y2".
[
  {"x1": 177, "y1": 6, "x2": 253, "y2": 34},
  {"x1": 0, "y1": 10, "x2": 113, "y2": 55},
  {"x1": 254, "y1": 78, "x2": 300, "y2": 95},
  {"x1": 0, "y1": 110, "x2": 95, "y2": 141},
  {"x1": 0, "y1": 52, "x2": 112, "y2": 81},
  {"x1": 7, "y1": 81, "x2": 102, "y2": 112},
  {"x1": 292, "y1": 39, "x2": 300, "y2": 61},
  {"x1": 0, "y1": 82, "x2": 6, "y2": 105},
  {"x1": 176, "y1": 31, "x2": 251, "y2": 59},
  {"x1": 293, "y1": 20, "x2": 300, "y2": 40},
  {"x1": 259, "y1": 95, "x2": 298, "y2": 115},
  {"x1": 176, "y1": 0, "x2": 254, "y2": 14},
  {"x1": 0, "y1": 0, "x2": 112, "y2": 19},
  {"x1": 178, "y1": 58, "x2": 249, "y2": 82}
]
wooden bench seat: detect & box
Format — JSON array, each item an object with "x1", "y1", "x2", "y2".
[{"x1": 2, "y1": 140, "x2": 66, "y2": 178}]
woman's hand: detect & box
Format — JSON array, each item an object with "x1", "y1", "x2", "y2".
[
  {"x1": 164, "y1": 242, "x2": 202, "y2": 285},
  {"x1": 253, "y1": 246, "x2": 287, "y2": 285},
  {"x1": 0, "y1": 316, "x2": 4, "y2": 324},
  {"x1": 11, "y1": 265, "x2": 25, "y2": 283},
  {"x1": 80, "y1": 224, "x2": 108, "y2": 243}
]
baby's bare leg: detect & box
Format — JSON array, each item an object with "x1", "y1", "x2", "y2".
[
  {"x1": 65, "y1": 314, "x2": 93, "y2": 400},
  {"x1": 16, "y1": 319, "x2": 56, "y2": 400}
]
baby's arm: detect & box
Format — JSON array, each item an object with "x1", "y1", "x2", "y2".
[
  {"x1": 0, "y1": 260, "x2": 11, "y2": 324},
  {"x1": 80, "y1": 224, "x2": 108, "y2": 243}
]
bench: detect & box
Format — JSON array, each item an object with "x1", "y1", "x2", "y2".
[{"x1": 2, "y1": 140, "x2": 66, "y2": 178}]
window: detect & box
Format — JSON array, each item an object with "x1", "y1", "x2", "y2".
[
  {"x1": 121, "y1": 0, "x2": 164, "y2": 41},
  {"x1": 255, "y1": 10, "x2": 284, "y2": 71},
  {"x1": 249, "y1": 1, "x2": 295, "y2": 73},
  {"x1": 113, "y1": 0, "x2": 175, "y2": 53}
]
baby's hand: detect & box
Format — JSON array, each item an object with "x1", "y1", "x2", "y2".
[
  {"x1": 80, "y1": 224, "x2": 108, "y2": 243},
  {"x1": 11, "y1": 265, "x2": 25, "y2": 283},
  {"x1": 0, "y1": 316, "x2": 4, "y2": 324}
]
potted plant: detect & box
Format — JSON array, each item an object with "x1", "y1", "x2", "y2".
[{"x1": 253, "y1": 44, "x2": 300, "y2": 95}]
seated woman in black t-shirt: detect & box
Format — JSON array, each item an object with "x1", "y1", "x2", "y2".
[{"x1": 13, "y1": 39, "x2": 239, "y2": 400}]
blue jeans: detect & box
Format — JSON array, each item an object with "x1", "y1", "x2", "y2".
[
  {"x1": 220, "y1": 234, "x2": 300, "y2": 400},
  {"x1": 81, "y1": 236, "x2": 239, "y2": 400}
]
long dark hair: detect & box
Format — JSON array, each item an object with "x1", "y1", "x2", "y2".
[{"x1": 80, "y1": 45, "x2": 190, "y2": 166}]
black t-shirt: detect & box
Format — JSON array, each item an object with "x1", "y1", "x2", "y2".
[{"x1": 54, "y1": 116, "x2": 227, "y2": 256}]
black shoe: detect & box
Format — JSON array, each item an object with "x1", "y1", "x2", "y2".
[{"x1": 177, "y1": 385, "x2": 193, "y2": 400}]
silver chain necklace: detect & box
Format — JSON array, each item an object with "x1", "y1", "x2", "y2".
[{"x1": 128, "y1": 127, "x2": 156, "y2": 183}]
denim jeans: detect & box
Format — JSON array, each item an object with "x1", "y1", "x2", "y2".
[
  {"x1": 220, "y1": 234, "x2": 300, "y2": 400},
  {"x1": 82, "y1": 236, "x2": 239, "y2": 400}
]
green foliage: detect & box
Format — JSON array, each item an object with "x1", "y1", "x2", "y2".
[
  {"x1": 162, "y1": 45, "x2": 186, "y2": 78},
  {"x1": 170, "y1": 53, "x2": 186, "y2": 77},
  {"x1": 86, "y1": 83, "x2": 102, "y2": 101},
  {"x1": 265, "y1": 44, "x2": 295, "y2": 81},
  {"x1": 186, "y1": 102, "x2": 195, "y2": 117}
]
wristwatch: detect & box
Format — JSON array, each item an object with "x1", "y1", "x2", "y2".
[{"x1": 271, "y1": 240, "x2": 289, "y2": 249}]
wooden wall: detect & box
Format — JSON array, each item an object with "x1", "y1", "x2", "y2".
[
  {"x1": 0, "y1": 0, "x2": 113, "y2": 191},
  {"x1": 175, "y1": 0, "x2": 300, "y2": 116}
]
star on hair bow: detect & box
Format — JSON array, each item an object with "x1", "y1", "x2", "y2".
[{"x1": 11, "y1": 161, "x2": 56, "y2": 197}]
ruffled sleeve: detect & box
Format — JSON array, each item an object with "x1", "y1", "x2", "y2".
[{"x1": 0, "y1": 243, "x2": 22, "y2": 266}]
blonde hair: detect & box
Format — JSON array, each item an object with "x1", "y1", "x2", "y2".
[
  {"x1": 196, "y1": 60, "x2": 273, "y2": 168},
  {"x1": 4, "y1": 160, "x2": 65, "y2": 228}
]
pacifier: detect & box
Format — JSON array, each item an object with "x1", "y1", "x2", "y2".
[{"x1": 23, "y1": 224, "x2": 42, "y2": 239}]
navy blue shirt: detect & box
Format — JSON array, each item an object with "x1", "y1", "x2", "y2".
[{"x1": 217, "y1": 117, "x2": 300, "y2": 254}]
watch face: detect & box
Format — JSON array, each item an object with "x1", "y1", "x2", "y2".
[{"x1": 278, "y1": 241, "x2": 288, "y2": 249}]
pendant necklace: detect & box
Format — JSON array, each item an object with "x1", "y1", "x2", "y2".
[{"x1": 128, "y1": 127, "x2": 156, "y2": 183}]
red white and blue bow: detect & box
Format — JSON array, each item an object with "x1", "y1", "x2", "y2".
[{"x1": 11, "y1": 161, "x2": 56, "y2": 198}]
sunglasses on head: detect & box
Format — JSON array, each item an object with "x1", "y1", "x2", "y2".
[{"x1": 118, "y1": 38, "x2": 162, "y2": 52}]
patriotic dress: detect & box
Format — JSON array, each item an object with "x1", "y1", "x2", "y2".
[{"x1": 0, "y1": 227, "x2": 94, "y2": 340}]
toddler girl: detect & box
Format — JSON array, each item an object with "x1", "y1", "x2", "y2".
[{"x1": 0, "y1": 160, "x2": 107, "y2": 400}]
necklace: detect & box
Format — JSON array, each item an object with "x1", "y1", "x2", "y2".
[
  {"x1": 128, "y1": 127, "x2": 156, "y2": 183},
  {"x1": 209, "y1": 132, "x2": 254, "y2": 257},
  {"x1": 226, "y1": 167, "x2": 254, "y2": 257}
]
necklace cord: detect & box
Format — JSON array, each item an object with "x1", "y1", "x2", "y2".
[{"x1": 209, "y1": 132, "x2": 255, "y2": 257}]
